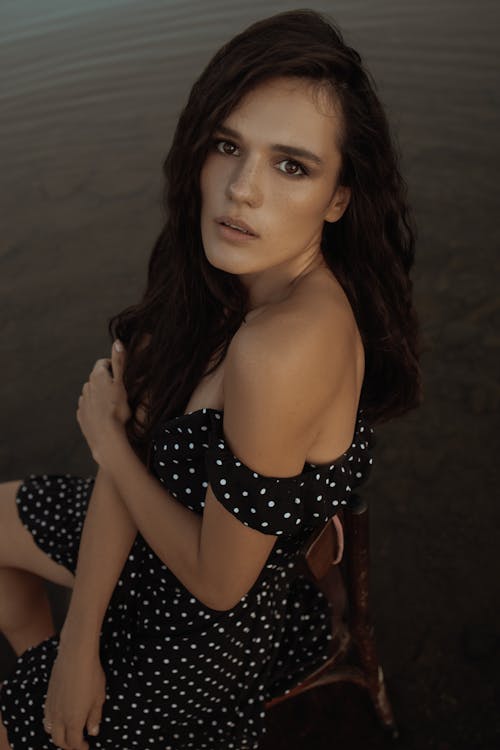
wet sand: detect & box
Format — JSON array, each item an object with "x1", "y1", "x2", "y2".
[{"x1": 1, "y1": 1, "x2": 499, "y2": 747}]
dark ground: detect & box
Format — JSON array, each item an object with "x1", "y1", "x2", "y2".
[{"x1": 1, "y1": 1, "x2": 499, "y2": 748}]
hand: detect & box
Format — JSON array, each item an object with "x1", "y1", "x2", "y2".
[
  {"x1": 77, "y1": 339, "x2": 132, "y2": 464},
  {"x1": 43, "y1": 640, "x2": 107, "y2": 750}
]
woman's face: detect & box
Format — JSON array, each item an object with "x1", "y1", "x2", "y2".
[{"x1": 199, "y1": 76, "x2": 351, "y2": 308}]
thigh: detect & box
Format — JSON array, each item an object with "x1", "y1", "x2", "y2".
[{"x1": 0, "y1": 479, "x2": 76, "y2": 588}]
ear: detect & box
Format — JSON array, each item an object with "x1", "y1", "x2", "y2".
[{"x1": 324, "y1": 184, "x2": 351, "y2": 223}]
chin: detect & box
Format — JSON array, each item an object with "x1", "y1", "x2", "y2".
[{"x1": 202, "y1": 244, "x2": 235, "y2": 272}]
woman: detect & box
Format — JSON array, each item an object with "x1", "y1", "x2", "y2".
[{"x1": 0, "y1": 9, "x2": 422, "y2": 750}]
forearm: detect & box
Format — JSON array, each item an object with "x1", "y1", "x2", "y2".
[
  {"x1": 98, "y1": 425, "x2": 209, "y2": 607},
  {"x1": 60, "y1": 466, "x2": 138, "y2": 647}
]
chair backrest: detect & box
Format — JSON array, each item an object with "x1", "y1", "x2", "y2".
[
  {"x1": 301, "y1": 510, "x2": 346, "y2": 581},
  {"x1": 266, "y1": 499, "x2": 399, "y2": 738},
  {"x1": 296, "y1": 496, "x2": 370, "y2": 629}
]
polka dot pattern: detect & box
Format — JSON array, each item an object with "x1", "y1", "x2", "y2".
[
  {"x1": 204, "y1": 408, "x2": 374, "y2": 535},
  {"x1": 153, "y1": 407, "x2": 375, "y2": 538},
  {"x1": 0, "y1": 407, "x2": 375, "y2": 749}
]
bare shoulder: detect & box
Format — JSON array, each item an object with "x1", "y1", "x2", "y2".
[
  {"x1": 196, "y1": 270, "x2": 363, "y2": 611},
  {"x1": 229, "y1": 268, "x2": 360, "y2": 392},
  {"x1": 223, "y1": 268, "x2": 362, "y2": 475}
]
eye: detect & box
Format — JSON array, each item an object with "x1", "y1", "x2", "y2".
[
  {"x1": 213, "y1": 138, "x2": 309, "y2": 177},
  {"x1": 277, "y1": 159, "x2": 308, "y2": 177},
  {"x1": 213, "y1": 139, "x2": 239, "y2": 156}
]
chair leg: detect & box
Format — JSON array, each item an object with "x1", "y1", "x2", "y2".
[
  {"x1": 264, "y1": 620, "x2": 354, "y2": 709},
  {"x1": 343, "y1": 507, "x2": 399, "y2": 738},
  {"x1": 265, "y1": 506, "x2": 399, "y2": 740},
  {"x1": 349, "y1": 617, "x2": 399, "y2": 737}
]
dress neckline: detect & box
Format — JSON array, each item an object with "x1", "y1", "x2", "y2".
[
  {"x1": 182, "y1": 406, "x2": 223, "y2": 418},
  {"x1": 164, "y1": 405, "x2": 367, "y2": 471}
]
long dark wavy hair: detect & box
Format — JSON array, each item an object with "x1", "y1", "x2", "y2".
[{"x1": 108, "y1": 8, "x2": 424, "y2": 467}]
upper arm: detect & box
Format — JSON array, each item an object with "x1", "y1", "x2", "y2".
[{"x1": 198, "y1": 306, "x2": 351, "y2": 611}]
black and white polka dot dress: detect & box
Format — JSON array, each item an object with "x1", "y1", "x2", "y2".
[{"x1": 0, "y1": 406, "x2": 375, "y2": 749}]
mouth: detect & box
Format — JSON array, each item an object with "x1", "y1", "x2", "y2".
[
  {"x1": 216, "y1": 222, "x2": 257, "y2": 245},
  {"x1": 215, "y1": 216, "x2": 259, "y2": 237}
]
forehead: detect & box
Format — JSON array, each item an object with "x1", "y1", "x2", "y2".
[{"x1": 223, "y1": 77, "x2": 342, "y2": 151}]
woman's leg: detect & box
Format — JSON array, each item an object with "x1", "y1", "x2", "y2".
[
  {"x1": 0, "y1": 478, "x2": 78, "y2": 749},
  {"x1": 0, "y1": 703, "x2": 12, "y2": 750},
  {"x1": 0, "y1": 567, "x2": 56, "y2": 657},
  {"x1": 0, "y1": 480, "x2": 75, "y2": 656}
]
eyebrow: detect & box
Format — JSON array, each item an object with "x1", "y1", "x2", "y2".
[{"x1": 214, "y1": 124, "x2": 324, "y2": 167}]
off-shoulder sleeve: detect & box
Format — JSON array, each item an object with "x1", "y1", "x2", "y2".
[{"x1": 203, "y1": 409, "x2": 375, "y2": 537}]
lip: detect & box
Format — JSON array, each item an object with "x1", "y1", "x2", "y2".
[
  {"x1": 216, "y1": 221, "x2": 259, "y2": 243},
  {"x1": 215, "y1": 215, "x2": 259, "y2": 237}
]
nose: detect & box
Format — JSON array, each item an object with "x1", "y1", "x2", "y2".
[{"x1": 226, "y1": 158, "x2": 262, "y2": 207}]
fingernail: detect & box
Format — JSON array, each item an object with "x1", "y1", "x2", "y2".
[
  {"x1": 90, "y1": 725, "x2": 99, "y2": 735},
  {"x1": 114, "y1": 340, "x2": 123, "y2": 352}
]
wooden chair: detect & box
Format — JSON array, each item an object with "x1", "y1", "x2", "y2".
[{"x1": 264, "y1": 495, "x2": 399, "y2": 739}]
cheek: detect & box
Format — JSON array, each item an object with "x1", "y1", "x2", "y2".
[
  {"x1": 278, "y1": 191, "x2": 321, "y2": 227},
  {"x1": 199, "y1": 160, "x2": 214, "y2": 203}
]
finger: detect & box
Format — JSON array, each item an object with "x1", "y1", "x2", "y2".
[
  {"x1": 43, "y1": 716, "x2": 52, "y2": 734},
  {"x1": 51, "y1": 722, "x2": 66, "y2": 748},
  {"x1": 92, "y1": 358, "x2": 111, "y2": 369},
  {"x1": 67, "y1": 725, "x2": 88, "y2": 750},
  {"x1": 90, "y1": 358, "x2": 112, "y2": 379},
  {"x1": 42, "y1": 701, "x2": 52, "y2": 733},
  {"x1": 86, "y1": 703, "x2": 102, "y2": 737},
  {"x1": 110, "y1": 339, "x2": 125, "y2": 381}
]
